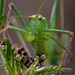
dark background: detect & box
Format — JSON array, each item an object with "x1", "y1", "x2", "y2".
[{"x1": 1, "y1": 0, "x2": 75, "y2": 75}]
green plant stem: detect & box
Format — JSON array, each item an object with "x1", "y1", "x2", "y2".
[
  {"x1": 49, "y1": 0, "x2": 58, "y2": 29},
  {"x1": 60, "y1": 0, "x2": 64, "y2": 29},
  {"x1": 0, "y1": 0, "x2": 5, "y2": 16}
]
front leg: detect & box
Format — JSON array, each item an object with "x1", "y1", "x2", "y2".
[
  {"x1": 0, "y1": 2, "x2": 35, "y2": 42},
  {"x1": 10, "y1": 2, "x2": 27, "y2": 27},
  {"x1": 44, "y1": 29, "x2": 73, "y2": 36},
  {"x1": 45, "y1": 28, "x2": 74, "y2": 59},
  {"x1": 0, "y1": 3, "x2": 12, "y2": 34},
  {"x1": 45, "y1": 29, "x2": 74, "y2": 75},
  {"x1": 59, "y1": 32, "x2": 74, "y2": 75}
]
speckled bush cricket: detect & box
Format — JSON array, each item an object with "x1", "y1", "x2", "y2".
[{"x1": 0, "y1": 0, "x2": 74, "y2": 75}]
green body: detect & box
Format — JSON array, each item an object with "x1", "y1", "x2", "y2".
[
  {"x1": 28, "y1": 14, "x2": 60, "y2": 65},
  {"x1": 29, "y1": 15, "x2": 48, "y2": 54},
  {"x1": 32, "y1": 32, "x2": 48, "y2": 54}
]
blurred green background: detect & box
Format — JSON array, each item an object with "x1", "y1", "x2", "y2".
[{"x1": 0, "y1": 0, "x2": 75, "y2": 75}]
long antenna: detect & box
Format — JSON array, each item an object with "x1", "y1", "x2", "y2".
[{"x1": 37, "y1": 0, "x2": 46, "y2": 15}]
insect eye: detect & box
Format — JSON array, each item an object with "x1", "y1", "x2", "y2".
[
  {"x1": 39, "y1": 17, "x2": 42, "y2": 20},
  {"x1": 29, "y1": 17, "x2": 33, "y2": 20}
]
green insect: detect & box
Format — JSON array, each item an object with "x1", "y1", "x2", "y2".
[{"x1": 0, "y1": 0, "x2": 74, "y2": 72}]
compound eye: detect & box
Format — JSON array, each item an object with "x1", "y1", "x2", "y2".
[
  {"x1": 29, "y1": 17, "x2": 33, "y2": 20},
  {"x1": 39, "y1": 17, "x2": 42, "y2": 20}
]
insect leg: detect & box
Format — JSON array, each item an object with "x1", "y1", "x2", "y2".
[
  {"x1": 59, "y1": 32, "x2": 74, "y2": 75},
  {"x1": 46, "y1": 33, "x2": 72, "y2": 56},
  {"x1": 45, "y1": 29, "x2": 74, "y2": 74},
  {"x1": 0, "y1": 3, "x2": 12, "y2": 34},
  {"x1": 8, "y1": 25, "x2": 30, "y2": 34},
  {"x1": 10, "y1": 2, "x2": 27, "y2": 27},
  {"x1": 44, "y1": 29, "x2": 73, "y2": 36},
  {"x1": 46, "y1": 29, "x2": 74, "y2": 60},
  {"x1": 46, "y1": 32, "x2": 74, "y2": 74},
  {"x1": 64, "y1": 33, "x2": 74, "y2": 68},
  {"x1": 45, "y1": 29, "x2": 74, "y2": 55}
]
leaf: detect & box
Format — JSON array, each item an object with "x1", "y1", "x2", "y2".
[
  {"x1": 0, "y1": 0, "x2": 5, "y2": 16},
  {"x1": 0, "y1": 13, "x2": 7, "y2": 28},
  {"x1": 33, "y1": 66, "x2": 72, "y2": 75},
  {"x1": 49, "y1": 0, "x2": 58, "y2": 29},
  {"x1": 0, "y1": 38, "x2": 21, "y2": 75}
]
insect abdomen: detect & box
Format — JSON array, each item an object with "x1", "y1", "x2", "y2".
[{"x1": 32, "y1": 32, "x2": 48, "y2": 55}]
